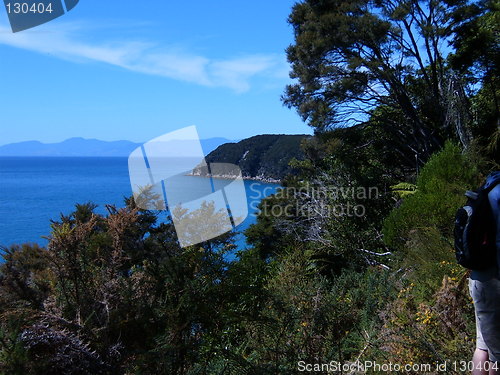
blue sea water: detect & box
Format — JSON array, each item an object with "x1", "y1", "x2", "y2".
[{"x1": 0, "y1": 157, "x2": 278, "y2": 249}]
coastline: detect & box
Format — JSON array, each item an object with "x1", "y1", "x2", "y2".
[{"x1": 186, "y1": 172, "x2": 281, "y2": 185}]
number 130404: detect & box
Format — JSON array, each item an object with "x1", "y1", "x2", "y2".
[{"x1": 5, "y1": 2, "x2": 54, "y2": 14}]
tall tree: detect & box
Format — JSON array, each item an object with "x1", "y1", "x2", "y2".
[
  {"x1": 283, "y1": 0, "x2": 478, "y2": 162},
  {"x1": 449, "y1": 0, "x2": 499, "y2": 158}
]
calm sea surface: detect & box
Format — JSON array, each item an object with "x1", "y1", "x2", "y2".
[{"x1": 0, "y1": 157, "x2": 278, "y2": 249}]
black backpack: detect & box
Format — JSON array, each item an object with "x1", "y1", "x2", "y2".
[{"x1": 454, "y1": 173, "x2": 500, "y2": 270}]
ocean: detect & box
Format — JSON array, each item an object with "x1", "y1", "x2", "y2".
[{"x1": 0, "y1": 157, "x2": 278, "y2": 249}]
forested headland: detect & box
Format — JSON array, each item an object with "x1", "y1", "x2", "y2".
[
  {"x1": 191, "y1": 134, "x2": 309, "y2": 182},
  {"x1": 1, "y1": 0, "x2": 498, "y2": 373}
]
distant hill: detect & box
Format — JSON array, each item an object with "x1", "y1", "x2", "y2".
[
  {"x1": 192, "y1": 134, "x2": 310, "y2": 181},
  {"x1": 0, "y1": 137, "x2": 233, "y2": 157}
]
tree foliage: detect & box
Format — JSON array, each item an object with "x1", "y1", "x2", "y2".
[{"x1": 283, "y1": 0, "x2": 497, "y2": 163}]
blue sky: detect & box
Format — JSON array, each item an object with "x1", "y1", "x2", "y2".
[{"x1": 0, "y1": 0, "x2": 311, "y2": 146}]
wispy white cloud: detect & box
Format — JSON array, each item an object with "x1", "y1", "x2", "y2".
[{"x1": 0, "y1": 22, "x2": 289, "y2": 92}]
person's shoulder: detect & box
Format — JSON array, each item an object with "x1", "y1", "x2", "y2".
[
  {"x1": 487, "y1": 172, "x2": 500, "y2": 201},
  {"x1": 485, "y1": 171, "x2": 500, "y2": 190},
  {"x1": 489, "y1": 184, "x2": 500, "y2": 197}
]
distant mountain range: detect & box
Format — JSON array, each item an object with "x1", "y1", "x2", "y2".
[
  {"x1": 192, "y1": 134, "x2": 310, "y2": 181},
  {"x1": 0, "y1": 137, "x2": 234, "y2": 157}
]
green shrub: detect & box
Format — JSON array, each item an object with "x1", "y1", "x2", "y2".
[{"x1": 383, "y1": 142, "x2": 479, "y2": 249}]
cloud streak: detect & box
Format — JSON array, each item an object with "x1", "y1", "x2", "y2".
[{"x1": 0, "y1": 22, "x2": 289, "y2": 92}]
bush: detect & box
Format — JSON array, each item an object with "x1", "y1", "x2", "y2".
[{"x1": 383, "y1": 142, "x2": 479, "y2": 249}]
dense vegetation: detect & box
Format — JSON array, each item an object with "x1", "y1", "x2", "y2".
[
  {"x1": 192, "y1": 134, "x2": 309, "y2": 181},
  {"x1": 1, "y1": 0, "x2": 498, "y2": 373}
]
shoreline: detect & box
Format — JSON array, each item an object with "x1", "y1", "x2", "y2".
[{"x1": 186, "y1": 172, "x2": 281, "y2": 185}]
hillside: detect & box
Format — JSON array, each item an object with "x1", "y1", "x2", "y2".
[{"x1": 192, "y1": 134, "x2": 310, "y2": 181}]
